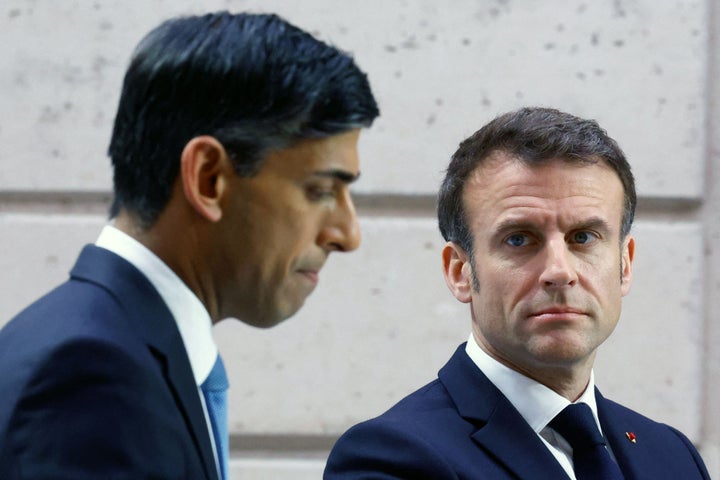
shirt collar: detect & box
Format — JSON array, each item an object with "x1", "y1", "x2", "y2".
[
  {"x1": 96, "y1": 224, "x2": 217, "y2": 386},
  {"x1": 465, "y1": 333, "x2": 601, "y2": 433}
]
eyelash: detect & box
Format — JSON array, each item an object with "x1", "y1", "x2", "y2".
[
  {"x1": 572, "y1": 231, "x2": 598, "y2": 244},
  {"x1": 306, "y1": 186, "x2": 336, "y2": 201},
  {"x1": 503, "y1": 231, "x2": 599, "y2": 247},
  {"x1": 505, "y1": 234, "x2": 530, "y2": 247}
]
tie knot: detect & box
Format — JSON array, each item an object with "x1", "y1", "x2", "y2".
[
  {"x1": 202, "y1": 355, "x2": 229, "y2": 392},
  {"x1": 550, "y1": 403, "x2": 605, "y2": 450}
]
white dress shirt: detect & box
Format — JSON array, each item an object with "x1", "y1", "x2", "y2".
[
  {"x1": 95, "y1": 225, "x2": 222, "y2": 472},
  {"x1": 465, "y1": 334, "x2": 609, "y2": 480}
]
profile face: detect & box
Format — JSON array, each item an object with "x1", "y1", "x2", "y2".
[
  {"x1": 444, "y1": 151, "x2": 634, "y2": 376},
  {"x1": 212, "y1": 129, "x2": 362, "y2": 328}
]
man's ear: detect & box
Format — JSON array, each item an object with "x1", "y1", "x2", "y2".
[
  {"x1": 620, "y1": 235, "x2": 635, "y2": 296},
  {"x1": 442, "y1": 241, "x2": 474, "y2": 304},
  {"x1": 179, "y1": 136, "x2": 231, "y2": 223}
]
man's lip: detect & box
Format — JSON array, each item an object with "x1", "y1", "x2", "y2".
[
  {"x1": 528, "y1": 308, "x2": 586, "y2": 319},
  {"x1": 298, "y1": 270, "x2": 319, "y2": 284}
]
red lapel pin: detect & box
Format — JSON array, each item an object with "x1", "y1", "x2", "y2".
[{"x1": 625, "y1": 432, "x2": 637, "y2": 443}]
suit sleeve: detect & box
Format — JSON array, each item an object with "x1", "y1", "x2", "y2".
[
  {"x1": 324, "y1": 419, "x2": 460, "y2": 480},
  {"x1": 2, "y1": 338, "x2": 192, "y2": 480}
]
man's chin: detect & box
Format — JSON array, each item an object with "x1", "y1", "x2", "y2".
[
  {"x1": 251, "y1": 302, "x2": 307, "y2": 329},
  {"x1": 529, "y1": 342, "x2": 597, "y2": 368}
]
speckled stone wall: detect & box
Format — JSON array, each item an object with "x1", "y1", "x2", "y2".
[{"x1": 1, "y1": 1, "x2": 718, "y2": 477}]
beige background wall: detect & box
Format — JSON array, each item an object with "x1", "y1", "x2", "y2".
[{"x1": 1, "y1": 1, "x2": 718, "y2": 478}]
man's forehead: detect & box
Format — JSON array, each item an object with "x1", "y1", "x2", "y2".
[
  {"x1": 467, "y1": 151, "x2": 621, "y2": 185},
  {"x1": 259, "y1": 129, "x2": 361, "y2": 176},
  {"x1": 463, "y1": 153, "x2": 625, "y2": 219}
]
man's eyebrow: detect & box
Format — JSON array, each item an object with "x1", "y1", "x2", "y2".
[
  {"x1": 493, "y1": 219, "x2": 536, "y2": 235},
  {"x1": 310, "y1": 169, "x2": 361, "y2": 184},
  {"x1": 571, "y1": 217, "x2": 613, "y2": 234},
  {"x1": 492, "y1": 216, "x2": 612, "y2": 235}
]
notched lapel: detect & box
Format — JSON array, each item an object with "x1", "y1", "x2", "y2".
[
  {"x1": 594, "y1": 388, "x2": 708, "y2": 480},
  {"x1": 597, "y1": 391, "x2": 649, "y2": 480},
  {"x1": 72, "y1": 246, "x2": 219, "y2": 480},
  {"x1": 158, "y1": 342, "x2": 219, "y2": 480},
  {"x1": 439, "y1": 345, "x2": 570, "y2": 480},
  {"x1": 470, "y1": 401, "x2": 571, "y2": 480}
]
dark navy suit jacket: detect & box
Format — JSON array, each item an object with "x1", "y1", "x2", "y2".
[
  {"x1": 325, "y1": 344, "x2": 710, "y2": 479},
  {"x1": 0, "y1": 245, "x2": 218, "y2": 479}
]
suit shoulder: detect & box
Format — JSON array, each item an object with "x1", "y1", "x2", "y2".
[
  {"x1": 368, "y1": 378, "x2": 459, "y2": 426},
  {"x1": 601, "y1": 396, "x2": 695, "y2": 441},
  {"x1": 333, "y1": 376, "x2": 456, "y2": 440},
  {"x1": 0, "y1": 336, "x2": 189, "y2": 478},
  {"x1": 325, "y1": 379, "x2": 471, "y2": 479},
  {"x1": 2, "y1": 277, "x2": 127, "y2": 342},
  {"x1": 600, "y1": 396, "x2": 710, "y2": 478},
  {"x1": 2, "y1": 335, "x2": 167, "y2": 426},
  {"x1": 602, "y1": 396, "x2": 686, "y2": 431},
  {"x1": 325, "y1": 385, "x2": 459, "y2": 479},
  {"x1": 0, "y1": 278, "x2": 145, "y2": 383},
  {"x1": 0, "y1": 284, "x2": 165, "y2": 446},
  {"x1": 338, "y1": 372, "x2": 486, "y2": 442}
]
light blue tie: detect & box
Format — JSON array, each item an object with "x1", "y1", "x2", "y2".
[{"x1": 202, "y1": 355, "x2": 229, "y2": 480}]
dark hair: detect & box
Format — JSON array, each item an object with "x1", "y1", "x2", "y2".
[
  {"x1": 108, "y1": 11, "x2": 379, "y2": 227},
  {"x1": 438, "y1": 107, "x2": 636, "y2": 253}
]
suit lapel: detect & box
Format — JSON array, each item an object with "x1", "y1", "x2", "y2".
[
  {"x1": 596, "y1": 389, "x2": 662, "y2": 480},
  {"x1": 598, "y1": 389, "x2": 711, "y2": 479},
  {"x1": 154, "y1": 336, "x2": 219, "y2": 480},
  {"x1": 470, "y1": 403, "x2": 571, "y2": 480},
  {"x1": 71, "y1": 245, "x2": 218, "y2": 480},
  {"x1": 439, "y1": 345, "x2": 570, "y2": 480}
]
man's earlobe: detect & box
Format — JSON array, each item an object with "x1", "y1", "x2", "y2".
[
  {"x1": 180, "y1": 136, "x2": 230, "y2": 223},
  {"x1": 442, "y1": 242, "x2": 474, "y2": 304}
]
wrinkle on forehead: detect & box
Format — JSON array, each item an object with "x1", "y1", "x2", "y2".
[
  {"x1": 463, "y1": 153, "x2": 625, "y2": 234},
  {"x1": 466, "y1": 153, "x2": 618, "y2": 198}
]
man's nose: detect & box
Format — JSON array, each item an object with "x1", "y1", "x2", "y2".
[
  {"x1": 318, "y1": 189, "x2": 361, "y2": 253},
  {"x1": 538, "y1": 238, "x2": 578, "y2": 288}
]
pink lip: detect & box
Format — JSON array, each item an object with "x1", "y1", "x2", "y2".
[
  {"x1": 528, "y1": 307, "x2": 586, "y2": 321},
  {"x1": 298, "y1": 270, "x2": 319, "y2": 285}
]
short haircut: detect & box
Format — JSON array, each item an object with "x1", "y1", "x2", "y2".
[
  {"x1": 438, "y1": 107, "x2": 636, "y2": 253},
  {"x1": 108, "y1": 11, "x2": 380, "y2": 227}
]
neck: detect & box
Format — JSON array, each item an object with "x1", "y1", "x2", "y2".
[
  {"x1": 529, "y1": 366, "x2": 592, "y2": 402},
  {"x1": 473, "y1": 333, "x2": 594, "y2": 401},
  {"x1": 113, "y1": 209, "x2": 220, "y2": 323}
]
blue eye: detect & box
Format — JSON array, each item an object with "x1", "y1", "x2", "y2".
[
  {"x1": 505, "y1": 234, "x2": 529, "y2": 247},
  {"x1": 572, "y1": 231, "x2": 597, "y2": 244}
]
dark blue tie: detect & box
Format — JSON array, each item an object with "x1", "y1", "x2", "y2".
[
  {"x1": 202, "y1": 355, "x2": 229, "y2": 480},
  {"x1": 549, "y1": 403, "x2": 624, "y2": 480}
]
